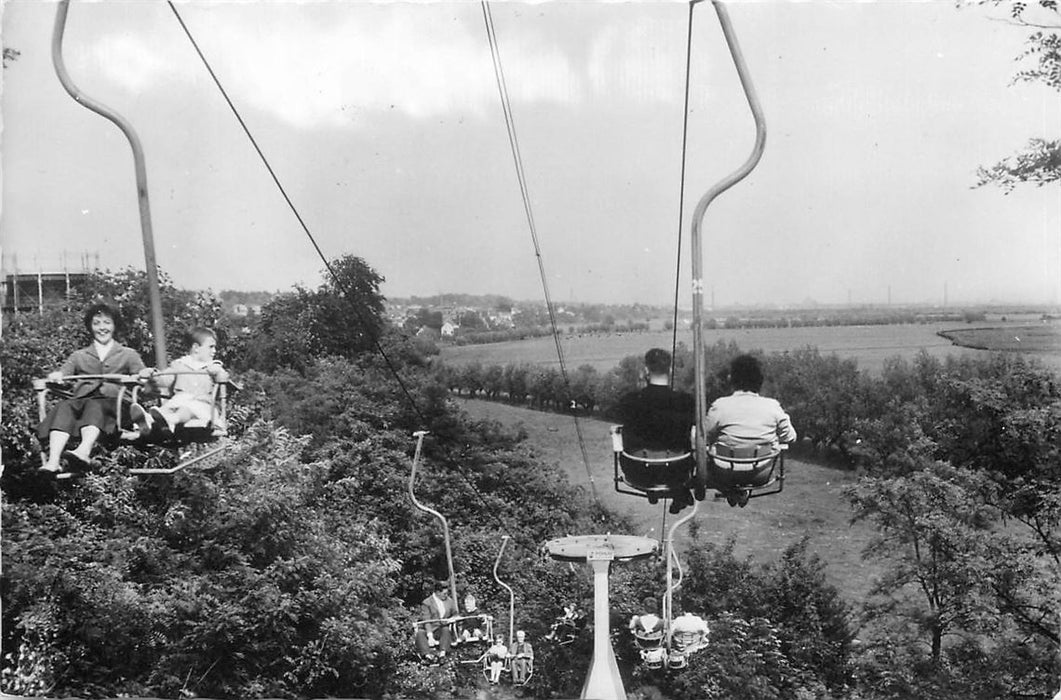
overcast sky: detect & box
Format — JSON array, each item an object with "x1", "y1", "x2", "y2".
[{"x1": 2, "y1": 0, "x2": 1059, "y2": 308}]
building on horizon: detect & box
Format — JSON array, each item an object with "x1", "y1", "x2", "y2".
[{"x1": 1, "y1": 250, "x2": 99, "y2": 315}]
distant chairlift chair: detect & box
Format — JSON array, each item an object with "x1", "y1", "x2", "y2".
[{"x1": 415, "y1": 613, "x2": 495, "y2": 654}]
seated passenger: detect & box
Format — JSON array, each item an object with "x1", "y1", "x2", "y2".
[
  {"x1": 37, "y1": 303, "x2": 150, "y2": 476},
  {"x1": 668, "y1": 612, "x2": 709, "y2": 667},
  {"x1": 616, "y1": 348, "x2": 696, "y2": 513},
  {"x1": 630, "y1": 596, "x2": 667, "y2": 666},
  {"x1": 131, "y1": 327, "x2": 230, "y2": 438},
  {"x1": 459, "y1": 591, "x2": 487, "y2": 641},
  {"x1": 486, "y1": 634, "x2": 509, "y2": 683},
  {"x1": 705, "y1": 354, "x2": 796, "y2": 507},
  {"x1": 628, "y1": 596, "x2": 665, "y2": 644},
  {"x1": 545, "y1": 604, "x2": 584, "y2": 645},
  {"x1": 508, "y1": 630, "x2": 533, "y2": 684},
  {"x1": 414, "y1": 581, "x2": 459, "y2": 660}
]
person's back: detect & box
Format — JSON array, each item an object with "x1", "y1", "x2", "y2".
[
  {"x1": 707, "y1": 392, "x2": 795, "y2": 450},
  {"x1": 619, "y1": 384, "x2": 695, "y2": 452},
  {"x1": 706, "y1": 354, "x2": 796, "y2": 451},
  {"x1": 670, "y1": 612, "x2": 709, "y2": 652},
  {"x1": 617, "y1": 348, "x2": 694, "y2": 454}
]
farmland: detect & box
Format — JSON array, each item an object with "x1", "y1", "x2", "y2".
[
  {"x1": 441, "y1": 319, "x2": 1061, "y2": 376},
  {"x1": 940, "y1": 322, "x2": 1061, "y2": 355}
]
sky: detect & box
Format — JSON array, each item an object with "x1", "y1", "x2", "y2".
[{"x1": 1, "y1": 0, "x2": 1059, "y2": 308}]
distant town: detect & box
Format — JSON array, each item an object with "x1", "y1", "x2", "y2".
[{"x1": 3, "y1": 267, "x2": 1057, "y2": 345}]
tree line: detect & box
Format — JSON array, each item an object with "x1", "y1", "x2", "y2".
[
  {"x1": 438, "y1": 340, "x2": 1061, "y2": 697},
  {"x1": 1, "y1": 259, "x2": 854, "y2": 698},
  {"x1": 2, "y1": 256, "x2": 1059, "y2": 698}
]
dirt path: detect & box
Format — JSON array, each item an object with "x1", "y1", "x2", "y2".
[{"x1": 456, "y1": 397, "x2": 881, "y2": 603}]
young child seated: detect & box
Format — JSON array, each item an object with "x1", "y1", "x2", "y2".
[
  {"x1": 486, "y1": 634, "x2": 509, "y2": 683},
  {"x1": 131, "y1": 327, "x2": 229, "y2": 438}
]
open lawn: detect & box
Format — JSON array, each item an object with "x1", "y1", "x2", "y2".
[
  {"x1": 442, "y1": 322, "x2": 1061, "y2": 376},
  {"x1": 940, "y1": 322, "x2": 1061, "y2": 355},
  {"x1": 456, "y1": 397, "x2": 883, "y2": 605},
  {"x1": 442, "y1": 323, "x2": 988, "y2": 375}
]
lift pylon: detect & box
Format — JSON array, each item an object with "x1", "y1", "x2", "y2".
[{"x1": 544, "y1": 534, "x2": 658, "y2": 700}]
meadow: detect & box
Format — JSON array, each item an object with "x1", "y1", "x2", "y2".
[
  {"x1": 441, "y1": 319, "x2": 1061, "y2": 375},
  {"x1": 940, "y1": 322, "x2": 1061, "y2": 355}
]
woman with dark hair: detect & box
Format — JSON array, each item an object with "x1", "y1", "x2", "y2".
[
  {"x1": 704, "y1": 354, "x2": 796, "y2": 506},
  {"x1": 37, "y1": 303, "x2": 148, "y2": 476},
  {"x1": 705, "y1": 354, "x2": 796, "y2": 450}
]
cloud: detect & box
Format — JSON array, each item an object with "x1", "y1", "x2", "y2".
[
  {"x1": 63, "y1": 2, "x2": 729, "y2": 131},
  {"x1": 587, "y1": 16, "x2": 685, "y2": 104},
  {"x1": 80, "y1": 31, "x2": 184, "y2": 94},
  {"x1": 73, "y1": 4, "x2": 588, "y2": 130}
]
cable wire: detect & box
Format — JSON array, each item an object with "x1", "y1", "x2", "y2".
[
  {"x1": 480, "y1": 1, "x2": 600, "y2": 506},
  {"x1": 168, "y1": 1, "x2": 563, "y2": 563},
  {"x1": 670, "y1": 1, "x2": 697, "y2": 387},
  {"x1": 167, "y1": 1, "x2": 426, "y2": 423}
]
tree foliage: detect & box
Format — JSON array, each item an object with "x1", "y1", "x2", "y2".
[
  {"x1": 239, "y1": 255, "x2": 385, "y2": 373},
  {"x1": 847, "y1": 350, "x2": 1061, "y2": 697},
  {"x1": 5, "y1": 259, "x2": 1061, "y2": 697},
  {"x1": 0, "y1": 260, "x2": 625, "y2": 698},
  {"x1": 973, "y1": 0, "x2": 1061, "y2": 190}
]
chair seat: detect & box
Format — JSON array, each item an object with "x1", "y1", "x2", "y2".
[
  {"x1": 707, "y1": 444, "x2": 781, "y2": 490},
  {"x1": 618, "y1": 451, "x2": 694, "y2": 493}
]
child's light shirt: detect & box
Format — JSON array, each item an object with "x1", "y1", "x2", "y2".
[{"x1": 165, "y1": 355, "x2": 223, "y2": 404}]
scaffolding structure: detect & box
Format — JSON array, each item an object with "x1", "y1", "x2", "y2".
[{"x1": 1, "y1": 250, "x2": 99, "y2": 315}]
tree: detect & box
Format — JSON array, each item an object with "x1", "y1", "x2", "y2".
[
  {"x1": 312, "y1": 255, "x2": 386, "y2": 355},
  {"x1": 973, "y1": 1, "x2": 1060, "y2": 191},
  {"x1": 455, "y1": 310, "x2": 486, "y2": 331},
  {"x1": 846, "y1": 464, "x2": 999, "y2": 664},
  {"x1": 241, "y1": 255, "x2": 385, "y2": 372}
]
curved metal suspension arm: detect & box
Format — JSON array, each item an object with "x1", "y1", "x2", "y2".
[
  {"x1": 492, "y1": 535, "x2": 515, "y2": 646},
  {"x1": 663, "y1": 498, "x2": 697, "y2": 654},
  {"x1": 52, "y1": 0, "x2": 167, "y2": 368},
  {"x1": 691, "y1": 0, "x2": 767, "y2": 485},
  {"x1": 408, "y1": 431, "x2": 459, "y2": 603}
]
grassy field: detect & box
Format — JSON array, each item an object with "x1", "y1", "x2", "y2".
[
  {"x1": 456, "y1": 398, "x2": 883, "y2": 604},
  {"x1": 442, "y1": 321, "x2": 1061, "y2": 376},
  {"x1": 941, "y1": 323, "x2": 1061, "y2": 353},
  {"x1": 441, "y1": 323, "x2": 981, "y2": 375}
]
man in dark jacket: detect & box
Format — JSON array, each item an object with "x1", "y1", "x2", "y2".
[{"x1": 616, "y1": 348, "x2": 696, "y2": 513}]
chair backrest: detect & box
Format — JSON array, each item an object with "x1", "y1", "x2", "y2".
[{"x1": 709, "y1": 443, "x2": 779, "y2": 461}]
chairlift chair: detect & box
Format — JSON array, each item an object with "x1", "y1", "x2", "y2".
[
  {"x1": 414, "y1": 613, "x2": 495, "y2": 654},
  {"x1": 32, "y1": 373, "x2": 141, "y2": 474},
  {"x1": 611, "y1": 425, "x2": 696, "y2": 502},
  {"x1": 123, "y1": 370, "x2": 239, "y2": 475},
  {"x1": 631, "y1": 623, "x2": 667, "y2": 670},
  {"x1": 477, "y1": 643, "x2": 533, "y2": 686},
  {"x1": 509, "y1": 650, "x2": 533, "y2": 686},
  {"x1": 706, "y1": 443, "x2": 786, "y2": 501}
]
